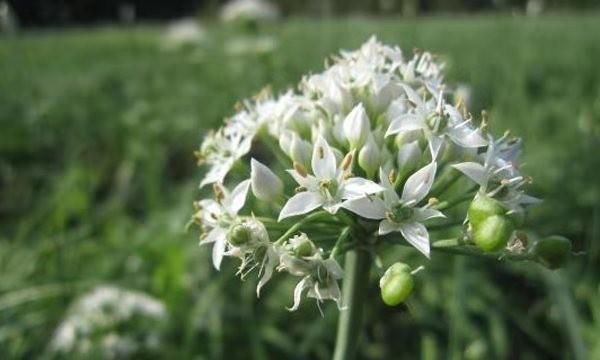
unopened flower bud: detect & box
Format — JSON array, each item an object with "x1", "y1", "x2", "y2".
[
  {"x1": 343, "y1": 103, "x2": 370, "y2": 149},
  {"x1": 531, "y1": 235, "x2": 571, "y2": 269},
  {"x1": 290, "y1": 134, "x2": 312, "y2": 167},
  {"x1": 468, "y1": 194, "x2": 506, "y2": 228},
  {"x1": 251, "y1": 158, "x2": 283, "y2": 201},
  {"x1": 358, "y1": 134, "x2": 380, "y2": 178},
  {"x1": 397, "y1": 141, "x2": 421, "y2": 175},
  {"x1": 472, "y1": 215, "x2": 514, "y2": 252},
  {"x1": 279, "y1": 131, "x2": 293, "y2": 156},
  {"x1": 379, "y1": 262, "x2": 414, "y2": 306}
]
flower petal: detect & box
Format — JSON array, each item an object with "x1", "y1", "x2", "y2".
[
  {"x1": 225, "y1": 179, "x2": 251, "y2": 214},
  {"x1": 278, "y1": 192, "x2": 323, "y2": 221},
  {"x1": 340, "y1": 177, "x2": 384, "y2": 199},
  {"x1": 413, "y1": 207, "x2": 446, "y2": 222},
  {"x1": 428, "y1": 135, "x2": 444, "y2": 159},
  {"x1": 341, "y1": 197, "x2": 387, "y2": 220},
  {"x1": 256, "y1": 246, "x2": 279, "y2": 298},
  {"x1": 288, "y1": 277, "x2": 309, "y2": 311},
  {"x1": 200, "y1": 158, "x2": 235, "y2": 188},
  {"x1": 311, "y1": 136, "x2": 337, "y2": 180},
  {"x1": 385, "y1": 114, "x2": 423, "y2": 137},
  {"x1": 452, "y1": 162, "x2": 488, "y2": 187},
  {"x1": 399, "y1": 221, "x2": 430, "y2": 258},
  {"x1": 211, "y1": 231, "x2": 228, "y2": 270},
  {"x1": 448, "y1": 125, "x2": 488, "y2": 148},
  {"x1": 378, "y1": 219, "x2": 401, "y2": 235},
  {"x1": 251, "y1": 158, "x2": 283, "y2": 201},
  {"x1": 401, "y1": 162, "x2": 437, "y2": 204}
]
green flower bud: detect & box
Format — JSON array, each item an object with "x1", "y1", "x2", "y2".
[
  {"x1": 468, "y1": 195, "x2": 506, "y2": 228},
  {"x1": 379, "y1": 263, "x2": 414, "y2": 306},
  {"x1": 293, "y1": 237, "x2": 316, "y2": 257},
  {"x1": 227, "y1": 224, "x2": 252, "y2": 246},
  {"x1": 532, "y1": 235, "x2": 571, "y2": 269},
  {"x1": 472, "y1": 215, "x2": 514, "y2": 252}
]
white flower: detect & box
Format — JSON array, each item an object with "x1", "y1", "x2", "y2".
[
  {"x1": 278, "y1": 137, "x2": 383, "y2": 220},
  {"x1": 385, "y1": 85, "x2": 487, "y2": 158},
  {"x1": 342, "y1": 163, "x2": 444, "y2": 257},
  {"x1": 50, "y1": 286, "x2": 166, "y2": 357},
  {"x1": 198, "y1": 123, "x2": 254, "y2": 187},
  {"x1": 452, "y1": 135, "x2": 539, "y2": 212},
  {"x1": 250, "y1": 158, "x2": 283, "y2": 201},
  {"x1": 197, "y1": 180, "x2": 251, "y2": 269},
  {"x1": 222, "y1": 217, "x2": 279, "y2": 297},
  {"x1": 220, "y1": 0, "x2": 279, "y2": 23},
  {"x1": 277, "y1": 237, "x2": 344, "y2": 311},
  {"x1": 343, "y1": 103, "x2": 370, "y2": 148}
]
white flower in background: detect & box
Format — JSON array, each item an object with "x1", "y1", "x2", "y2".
[
  {"x1": 49, "y1": 286, "x2": 166, "y2": 358},
  {"x1": 342, "y1": 164, "x2": 444, "y2": 257},
  {"x1": 279, "y1": 136, "x2": 383, "y2": 220},
  {"x1": 220, "y1": 0, "x2": 279, "y2": 24},
  {"x1": 196, "y1": 180, "x2": 250, "y2": 269},
  {"x1": 162, "y1": 18, "x2": 206, "y2": 49},
  {"x1": 250, "y1": 158, "x2": 283, "y2": 201}
]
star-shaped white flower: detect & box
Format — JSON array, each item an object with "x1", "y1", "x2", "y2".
[
  {"x1": 385, "y1": 85, "x2": 487, "y2": 158},
  {"x1": 199, "y1": 123, "x2": 254, "y2": 187},
  {"x1": 278, "y1": 136, "x2": 383, "y2": 221},
  {"x1": 197, "y1": 180, "x2": 250, "y2": 270},
  {"x1": 342, "y1": 163, "x2": 444, "y2": 257},
  {"x1": 452, "y1": 135, "x2": 539, "y2": 212}
]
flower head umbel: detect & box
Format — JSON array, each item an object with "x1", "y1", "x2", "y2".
[{"x1": 191, "y1": 37, "x2": 552, "y2": 313}]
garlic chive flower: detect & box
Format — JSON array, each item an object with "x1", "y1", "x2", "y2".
[
  {"x1": 342, "y1": 164, "x2": 444, "y2": 257},
  {"x1": 192, "y1": 37, "x2": 552, "y2": 312},
  {"x1": 196, "y1": 180, "x2": 250, "y2": 269},
  {"x1": 279, "y1": 136, "x2": 383, "y2": 220}
]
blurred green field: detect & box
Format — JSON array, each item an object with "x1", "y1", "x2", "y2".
[{"x1": 1, "y1": 14, "x2": 599, "y2": 359}]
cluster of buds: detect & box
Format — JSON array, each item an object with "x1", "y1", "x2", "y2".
[{"x1": 191, "y1": 37, "x2": 567, "y2": 310}]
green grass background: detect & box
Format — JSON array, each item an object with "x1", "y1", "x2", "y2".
[{"x1": 1, "y1": 14, "x2": 599, "y2": 359}]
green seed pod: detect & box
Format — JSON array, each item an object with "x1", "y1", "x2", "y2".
[
  {"x1": 227, "y1": 224, "x2": 252, "y2": 247},
  {"x1": 472, "y1": 215, "x2": 514, "y2": 252},
  {"x1": 468, "y1": 195, "x2": 506, "y2": 228},
  {"x1": 379, "y1": 263, "x2": 414, "y2": 306},
  {"x1": 293, "y1": 237, "x2": 316, "y2": 257},
  {"x1": 532, "y1": 235, "x2": 571, "y2": 269}
]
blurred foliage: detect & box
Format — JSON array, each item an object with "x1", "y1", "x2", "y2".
[{"x1": 0, "y1": 14, "x2": 599, "y2": 359}]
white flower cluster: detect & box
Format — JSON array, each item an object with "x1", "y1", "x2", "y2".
[
  {"x1": 192, "y1": 37, "x2": 538, "y2": 310},
  {"x1": 49, "y1": 285, "x2": 167, "y2": 359},
  {"x1": 220, "y1": 0, "x2": 279, "y2": 24}
]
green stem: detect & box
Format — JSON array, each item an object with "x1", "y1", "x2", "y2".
[
  {"x1": 274, "y1": 211, "x2": 329, "y2": 245},
  {"x1": 332, "y1": 249, "x2": 370, "y2": 360},
  {"x1": 329, "y1": 227, "x2": 351, "y2": 259}
]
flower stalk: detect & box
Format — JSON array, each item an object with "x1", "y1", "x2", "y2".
[{"x1": 333, "y1": 248, "x2": 371, "y2": 360}]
